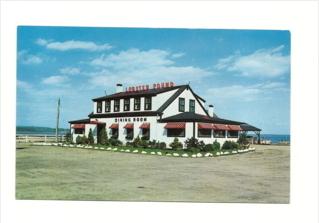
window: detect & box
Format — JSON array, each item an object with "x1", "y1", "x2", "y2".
[
  {"x1": 142, "y1": 129, "x2": 150, "y2": 140},
  {"x1": 198, "y1": 129, "x2": 212, "y2": 138},
  {"x1": 213, "y1": 130, "x2": 226, "y2": 138},
  {"x1": 179, "y1": 98, "x2": 185, "y2": 112},
  {"x1": 97, "y1": 101, "x2": 102, "y2": 113},
  {"x1": 126, "y1": 128, "x2": 134, "y2": 140},
  {"x1": 144, "y1": 97, "x2": 152, "y2": 110},
  {"x1": 167, "y1": 129, "x2": 185, "y2": 137},
  {"x1": 189, "y1": 99, "x2": 195, "y2": 113},
  {"x1": 134, "y1": 97, "x2": 141, "y2": 110},
  {"x1": 124, "y1": 98, "x2": 130, "y2": 111},
  {"x1": 114, "y1": 99, "x2": 120, "y2": 112},
  {"x1": 105, "y1": 100, "x2": 111, "y2": 112},
  {"x1": 74, "y1": 128, "x2": 84, "y2": 134},
  {"x1": 228, "y1": 131, "x2": 239, "y2": 138},
  {"x1": 111, "y1": 128, "x2": 118, "y2": 139}
]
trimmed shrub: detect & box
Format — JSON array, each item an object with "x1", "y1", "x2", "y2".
[
  {"x1": 88, "y1": 129, "x2": 94, "y2": 144},
  {"x1": 76, "y1": 135, "x2": 82, "y2": 144},
  {"x1": 109, "y1": 138, "x2": 122, "y2": 146},
  {"x1": 149, "y1": 140, "x2": 157, "y2": 148},
  {"x1": 132, "y1": 136, "x2": 141, "y2": 148},
  {"x1": 159, "y1": 142, "x2": 166, "y2": 149},
  {"x1": 185, "y1": 137, "x2": 205, "y2": 151},
  {"x1": 212, "y1": 140, "x2": 221, "y2": 151},
  {"x1": 222, "y1": 141, "x2": 240, "y2": 150},
  {"x1": 169, "y1": 138, "x2": 183, "y2": 150},
  {"x1": 99, "y1": 127, "x2": 109, "y2": 145},
  {"x1": 139, "y1": 139, "x2": 149, "y2": 148},
  {"x1": 203, "y1": 144, "x2": 213, "y2": 152}
]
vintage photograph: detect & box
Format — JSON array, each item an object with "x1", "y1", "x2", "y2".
[{"x1": 16, "y1": 26, "x2": 290, "y2": 203}]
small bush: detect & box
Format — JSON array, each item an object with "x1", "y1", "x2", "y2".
[
  {"x1": 132, "y1": 136, "x2": 141, "y2": 148},
  {"x1": 169, "y1": 138, "x2": 183, "y2": 150},
  {"x1": 212, "y1": 140, "x2": 221, "y2": 151},
  {"x1": 203, "y1": 144, "x2": 213, "y2": 152},
  {"x1": 88, "y1": 129, "x2": 94, "y2": 144},
  {"x1": 99, "y1": 127, "x2": 109, "y2": 145},
  {"x1": 109, "y1": 138, "x2": 122, "y2": 146},
  {"x1": 81, "y1": 136, "x2": 89, "y2": 144},
  {"x1": 76, "y1": 135, "x2": 82, "y2": 144},
  {"x1": 139, "y1": 139, "x2": 149, "y2": 148},
  {"x1": 185, "y1": 137, "x2": 200, "y2": 149},
  {"x1": 149, "y1": 140, "x2": 157, "y2": 148},
  {"x1": 159, "y1": 142, "x2": 166, "y2": 149},
  {"x1": 222, "y1": 141, "x2": 240, "y2": 150}
]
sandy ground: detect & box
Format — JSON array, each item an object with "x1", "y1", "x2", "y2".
[{"x1": 16, "y1": 144, "x2": 289, "y2": 203}]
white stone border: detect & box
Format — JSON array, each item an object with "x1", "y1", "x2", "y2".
[{"x1": 31, "y1": 143, "x2": 255, "y2": 158}]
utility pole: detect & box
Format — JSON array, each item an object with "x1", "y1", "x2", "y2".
[{"x1": 56, "y1": 98, "x2": 60, "y2": 142}]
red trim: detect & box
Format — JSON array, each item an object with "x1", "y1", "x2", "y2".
[
  {"x1": 124, "y1": 123, "x2": 134, "y2": 129},
  {"x1": 198, "y1": 123, "x2": 214, "y2": 129},
  {"x1": 212, "y1": 124, "x2": 229, "y2": 130},
  {"x1": 164, "y1": 122, "x2": 186, "y2": 129},
  {"x1": 109, "y1": 123, "x2": 119, "y2": 129},
  {"x1": 140, "y1": 122, "x2": 150, "y2": 129},
  {"x1": 72, "y1": 124, "x2": 85, "y2": 129},
  {"x1": 228, "y1": 125, "x2": 242, "y2": 131}
]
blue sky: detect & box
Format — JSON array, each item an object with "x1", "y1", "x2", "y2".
[{"x1": 17, "y1": 26, "x2": 290, "y2": 134}]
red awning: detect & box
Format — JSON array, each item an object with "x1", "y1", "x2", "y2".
[
  {"x1": 198, "y1": 123, "x2": 214, "y2": 129},
  {"x1": 109, "y1": 123, "x2": 119, "y2": 129},
  {"x1": 140, "y1": 122, "x2": 150, "y2": 129},
  {"x1": 228, "y1": 125, "x2": 242, "y2": 131},
  {"x1": 212, "y1": 124, "x2": 229, "y2": 130},
  {"x1": 164, "y1": 122, "x2": 186, "y2": 129},
  {"x1": 124, "y1": 123, "x2": 134, "y2": 129},
  {"x1": 72, "y1": 124, "x2": 85, "y2": 129}
]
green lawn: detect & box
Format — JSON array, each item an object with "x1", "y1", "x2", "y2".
[{"x1": 16, "y1": 144, "x2": 290, "y2": 203}]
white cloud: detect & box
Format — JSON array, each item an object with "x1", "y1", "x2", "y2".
[
  {"x1": 42, "y1": 75, "x2": 69, "y2": 85},
  {"x1": 215, "y1": 45, "x2": 290, "y2": 78},
  {"x1": 206, "y1": 82, "x2": 289, "y2": 102},
  {"x1": 36, "y1": 38, "x2": 112, "y2": 51},
  {"x1": 171, "y1": 53, "x2": 185, "y2": 58},
  {"x1": 89, "y1": 48, "x2": 211, "y2": 87},
  {"x1": 60, "y1": 67, "x2": 80, "y2": 75},
  {"x1": 17, "y1": 80, "x2": 32, "y2": 90},
  {"x1": 18, "y1": 50, "x2": 43, "y2": 65}
]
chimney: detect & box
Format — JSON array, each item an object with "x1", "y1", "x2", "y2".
[
  {"x1": 208, "y1": 104, "x2": 214, "y2": 117},
  {"x1": 116, "y1": 83, "x2": 123, "y2": 93}
]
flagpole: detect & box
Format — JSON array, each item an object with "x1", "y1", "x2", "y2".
[{"x1": 56, "y1": 98, "x2": 60, "y2": 142}]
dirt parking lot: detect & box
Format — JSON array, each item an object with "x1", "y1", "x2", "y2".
[{"x1": 16, "y1": 144, "x2": 289, "y2": 203}]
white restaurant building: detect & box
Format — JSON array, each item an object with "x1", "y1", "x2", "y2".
[{"x1": 69, "y1": 82, "x2": 261, "y2": 146}]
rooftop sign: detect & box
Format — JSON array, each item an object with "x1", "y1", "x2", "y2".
[{"x1": 125, "y1": 82, "x2": 175, "y2": 92}]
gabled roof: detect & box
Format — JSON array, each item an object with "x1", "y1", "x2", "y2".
[{"x1": 92, "y1": 85, "x2": 186, "y2": 101}]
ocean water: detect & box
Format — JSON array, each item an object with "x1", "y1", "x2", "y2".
[
  {"x1": 16, "y1": 130, "x2": 69, "y2": 136},
  {"x1": 249, "y1": 134, "x2": 290, "y2": 143}
]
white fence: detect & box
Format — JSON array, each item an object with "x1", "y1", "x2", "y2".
[{"x1": 16, "y1": 135, "x2": 65, "y2": 143}]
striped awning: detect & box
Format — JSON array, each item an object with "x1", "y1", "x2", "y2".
[
  {"x1": 109, "y1": 123, "x2": 119, "y2": 129},
  {"x1": 124, "y1": 123, "x2": 134, "y2": 129},
  {"x1": 228, "y1": 125, "x2": 242, "y2": 131},
  {"x1": 198, "y1": 123, "x2": 214, "y2": 129},
  {"x1": 164, "y1": 122, "x2": 186, "y2": 129},
  {"x1": 212, "y1": 124, "x2": 229, "y2": 130},
  {"x1": 140, "y1": 122, "x2": 150, "y2": 129},
  {"x1": 72, "y1": 124, "x2": 85, "y2": 129}
]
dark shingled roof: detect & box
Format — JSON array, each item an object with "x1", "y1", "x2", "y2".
[
  {"x1": 68, "y1": 118, "x2": 91, "y2": 124},
  {"x1": 92, "y1": 85, "x2": 187, "y2": 101},
  {"x1": 240, "y1": 123, "x2": 261, "y2": 131},
  {"x1": 159, "y1": 112, "x2": 244, "y2": 125}
]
